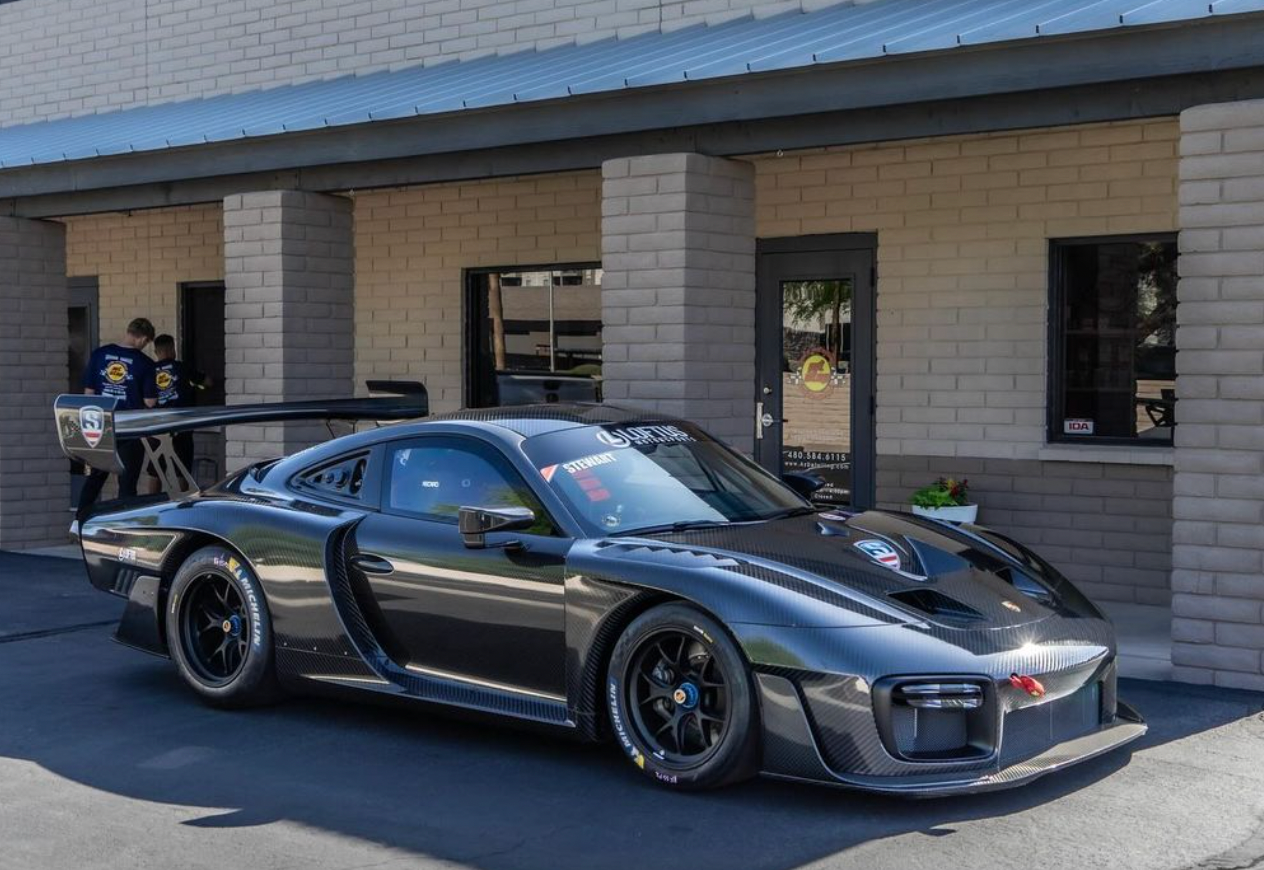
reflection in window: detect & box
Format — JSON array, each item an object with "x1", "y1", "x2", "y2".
[
  {"x1": 1052, "y1": 237, "x2": 1177, "y2": 444},
  {"x1": 468, "y1": 267, "x2": 603, "y2": 407},
  {"x1": 780, "y1": 279, "x2": 854, "y2": 503}
]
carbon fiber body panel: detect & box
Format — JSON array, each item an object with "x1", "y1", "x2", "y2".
[{"x1": 75, "y1": 403, "x2": 1145, "y2": 794}]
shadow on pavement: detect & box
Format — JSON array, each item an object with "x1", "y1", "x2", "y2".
[{"x1": 2, "y1": 553, "x2": 1262, "y2": 870}]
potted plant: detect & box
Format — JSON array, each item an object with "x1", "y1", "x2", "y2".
[{"x1": 909, "y1": 477, "x2": 977, "y2": 524}]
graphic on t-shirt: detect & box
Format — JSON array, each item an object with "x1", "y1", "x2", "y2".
[{"x1": 105, "y1": 361, "x2": 128, "y2": 384}]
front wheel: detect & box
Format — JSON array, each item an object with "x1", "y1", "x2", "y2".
[
  {"x1": 165, "y1": 545, "x2": 280, "y2": 708},
  {"x1": 607, "y1": 603, "x2": 759, "y2": 789}
]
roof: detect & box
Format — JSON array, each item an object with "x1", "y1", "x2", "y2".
[{"x1": 1, "y1": 0, "x2": 1262, "y2": 171}]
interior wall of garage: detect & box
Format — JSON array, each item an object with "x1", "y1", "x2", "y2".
[
  {"x1": 353, "y1": 171, "x2": 602, "y2": 413},
  {"x1": 750, "y1": 118, "x2": 1179, "y2": 604},
  {"x1": 62, "y1": 205, "x2": 225, "y2": 343}
]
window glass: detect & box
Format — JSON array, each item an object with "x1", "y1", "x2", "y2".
[
  {"x1": 468, "y1": 266, "x2": 603, "y2": 407},
  {"x1": 1052, "y1": 237, "x2": 1177, "y2": 444},
  {"x1": 385, "y1": 439, "x2": 554, "y2": 535},
  {"x1": 521, "y1": 423, "x2": 808, "y2": 536}
]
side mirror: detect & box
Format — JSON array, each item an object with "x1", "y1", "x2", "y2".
[
  {"x1": 458, "y1": 505, "x2": 536, "y2": 549},
  {"x1": 782, "y1": 471, "x2": 826, "y2": 500}
]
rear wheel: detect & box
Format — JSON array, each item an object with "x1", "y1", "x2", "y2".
[
  {"x1": 607, "y1": 603, "x2": 759, "y2": 789},
  {"x1": 166, "y1": 545, "x2": 279, "y2": 707}
]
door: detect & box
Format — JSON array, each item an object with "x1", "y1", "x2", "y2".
[
  {"x1": 756, "y1": 235, "x2": 876, "y2": 508},
  {"x1": 67, "y1": 278, "x2": 100, "y2": 507},
  {"x1": 179, "y1": 282, "x2": 226, "y2": 483},
  {"x1": 349, "y1": 436, "x2": 569, "y2": 698}
]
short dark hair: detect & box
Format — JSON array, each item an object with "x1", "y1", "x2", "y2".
[
  {"x1": 127, "y1": 317, "x2": 155, "y2": 340},
  {"x1": 154, "y1": 334, "x2": 175, "y2": 353}
]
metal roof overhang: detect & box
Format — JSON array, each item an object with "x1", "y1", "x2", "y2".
[{"x1": 5, "y1": 8, "x2": 1264, "y2": 217}]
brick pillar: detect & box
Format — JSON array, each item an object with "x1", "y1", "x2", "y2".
[
  {"x1": 0, "y1": 217, "x2": 68, "y2": 548},
  {"x1": 1172, "y1": 99, "x2": 1264, "y2": 691},
  {"x1": 223, "y1": 191, "x2": 354, "y2": 470},
  {"x1": 600, "y1": 153, "x2": 756, "y2": 453}
]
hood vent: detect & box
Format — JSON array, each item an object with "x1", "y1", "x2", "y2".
[{"x1": 889, "y1": 588, "x2": 984, "y2": 624}]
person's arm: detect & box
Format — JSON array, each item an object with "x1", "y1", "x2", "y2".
[
  {"x1": 83, "y1": 388, "x2": 96, "y2": 396},
  {"x1": 142, "y1": 359, "x2": 159, "y2": 409}
]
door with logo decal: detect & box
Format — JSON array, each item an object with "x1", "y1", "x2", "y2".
[{"x1": 756, "y1": 235, "x2": 875, "y2": 508}]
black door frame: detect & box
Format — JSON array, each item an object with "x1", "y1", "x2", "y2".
[{"x1": 755, "y1": 233, "x2": 877, "y2": 508}]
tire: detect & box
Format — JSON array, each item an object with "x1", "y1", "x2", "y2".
[
  {"x1": 165, "y1": 545, "x2": 280, "y2": 708},
  {"x1": 607, "y1": 602, "x2": 759, "y2": 789}
]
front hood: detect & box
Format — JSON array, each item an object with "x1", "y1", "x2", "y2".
[{"x1": 644, "y1": 509, "x2": 1099, "y2": 630}]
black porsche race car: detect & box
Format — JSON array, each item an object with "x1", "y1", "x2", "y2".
[{"x1": 56, "y1": 396, "x2": 1145, "y2": 794}]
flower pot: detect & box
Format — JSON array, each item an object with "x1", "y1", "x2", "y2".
[{"x1": 911, "y1": 504, "x2": 978, "y2": 524}]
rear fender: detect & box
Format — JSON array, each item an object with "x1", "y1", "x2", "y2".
[{"x1": 80, "y1": 496, "x2": 364, "y2": 672}]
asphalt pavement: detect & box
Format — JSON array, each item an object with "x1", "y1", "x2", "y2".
[{"x1": 1, "y1": 552, "x2": 1263, "y2": 870}]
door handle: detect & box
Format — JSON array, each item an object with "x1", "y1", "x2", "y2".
[{"x1": 349, "y1": 553, "x2": 395, "y2": 575}]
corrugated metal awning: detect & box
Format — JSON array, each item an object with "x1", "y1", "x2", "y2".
[{"x1": 1, "y1": 0, "x2": 1262, "y2": 169}]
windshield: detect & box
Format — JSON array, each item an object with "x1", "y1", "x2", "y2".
[{"x1": 521, "y1": 422, "x2": 809, "y2": 535}]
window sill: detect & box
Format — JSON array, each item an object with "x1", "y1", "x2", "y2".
[{"x1": 1038, "y1": 444, "x2": 1174, "y2": 466}]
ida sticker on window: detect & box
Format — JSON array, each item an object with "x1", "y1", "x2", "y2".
[{"x1": 1063, "y1": 419, "x2": 1095, "y2": 435}]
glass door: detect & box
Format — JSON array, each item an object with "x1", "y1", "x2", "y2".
[{"x1": 756, "y1": 237, "x2": 875, "y2": 507}]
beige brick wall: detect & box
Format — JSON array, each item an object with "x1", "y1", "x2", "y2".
[
  {"x1": 0, "y1": 0, "x2": 842, "y2": 128},
  {"x1": 1170, "y1": 97, "x2": 1264, "y2": 691},
  {"x1": 751, "y1": 118, "x2": 1180, "y2": 462},
  {"x1": 63, "y1": 205, "x2": 224, "y2": 342},
  {"x1": 353, "y1": 171, "x2": 602, "y2": 412}
]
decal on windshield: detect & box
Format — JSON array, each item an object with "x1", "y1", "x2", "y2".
[
  {"x1": 562, "y1": 452, "x2": 617, "y2": 474},
  {"x1": 596, "y1": 425, "x2": 695, "y2": 448},
  {"x1": 855, "y1": 540, "x2": 902, "y2": 570}
]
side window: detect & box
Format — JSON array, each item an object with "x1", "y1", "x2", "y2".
[
  {"x1": 295, "y1": 451, "x2": 372, "y2": 502},
  {"x1": 385, "y1": 438, "x2": 556, "y2": 535}
]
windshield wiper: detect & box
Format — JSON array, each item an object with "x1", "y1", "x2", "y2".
[
  {"x1": 762, "y1": 506, "x2": 819, "y2": 520},
  {"x1": 611, "y1": 519, "x2": 731, "y2": 537}
]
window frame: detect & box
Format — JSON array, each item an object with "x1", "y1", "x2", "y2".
[
  {"x1": 378, "y1": 434, "x2": 562, "y2": 536},
  {"x1": 462, "y1": 261, "x2": 604, "y2": 409},
  {"x1": 1046, "y1": 232, "x2": 1178, "y2": 448},
  {"x1": 290, "y1": 448, "x2": 384, "y2": 510}
]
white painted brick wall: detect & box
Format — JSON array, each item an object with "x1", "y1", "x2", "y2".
[
  {"x1": 1171, "y1": 97, "x2": 1264, "y2": 692},
  {"x1": 0, "y1": 217, "x2": 70, "y2": 549},
  {"x1": 0, "y1": 0, "x2": 850, "y2": 128},
  {"x1": 601, "y1": 153, "x2": 757, "y2": 452},
  {"x1": 752, "y1": 118, "x2": 1180, "y2": 462}
]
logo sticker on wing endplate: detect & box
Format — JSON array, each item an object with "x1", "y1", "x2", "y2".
[
  {"x1": 855, "y1": 539, "x2": 902, "y2": 570},
  {"x1": 79, "y1": 405, "x2": 105, "y2": 448}
]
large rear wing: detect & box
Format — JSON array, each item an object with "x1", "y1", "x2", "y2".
[{"x1": 54, "y1": 391, "x2": 429, "y2": 489}]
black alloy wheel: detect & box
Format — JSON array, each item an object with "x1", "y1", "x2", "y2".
[
  {"x1": 627, "y1": 630, "x2": 729, "y2": 765},
  {"x1": 179, "y1": 571, "x2": 251, "y2": 686}
]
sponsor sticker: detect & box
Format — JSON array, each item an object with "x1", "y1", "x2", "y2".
[
  {"x1": 79, "y1": 405, "x2": 105, "y2": 448},
  {"x1": 596, "y1": 425, "x2": 694, "y2": 448},
  {"x1": 561, "y1": 452, "x2": 616, "y2": 474},
  {"x1": 855, "y1": 539, "x2": 902, "y2": 570}
]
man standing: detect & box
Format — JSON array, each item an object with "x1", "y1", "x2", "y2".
[
  {"x1": 77, "y1": 317, "x2": 158, "y2": 518},
  {"x1": 151, "y1": 333, "x2": 209, "y2": 482}
]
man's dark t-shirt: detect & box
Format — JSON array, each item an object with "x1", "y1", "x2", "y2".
[
  {"x1": 81, "y1": 344, "x2": 158, "y2": 410},
  {"x1": 155, "y1": 359, "x2": 205, "y2": 408}
]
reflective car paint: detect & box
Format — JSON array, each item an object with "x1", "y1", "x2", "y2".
[{"x1": 75, "y1": 403, "x2": 1146, "y2": 794}]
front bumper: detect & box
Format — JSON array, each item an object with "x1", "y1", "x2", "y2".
[{"x1": 756, "y1": 672, "x2": 1147, "y2": 796}]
